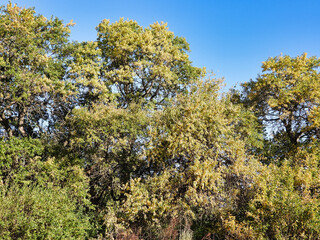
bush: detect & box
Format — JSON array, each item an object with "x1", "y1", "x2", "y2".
[{"x1": 0, "y1": 184, "x2": 92, "y2": 239}]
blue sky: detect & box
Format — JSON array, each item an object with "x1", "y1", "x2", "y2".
[{"x1": 7, "y1": 0, "x2": 320, "y2": 89}]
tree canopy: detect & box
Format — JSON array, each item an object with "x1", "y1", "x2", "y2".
[
  {"x1": 242, "y1": 53, "x2": 320, "y2": 161},
  {"x1": 1, "y1": 3, "x2": 320, "y2": 240},
  {"x1": 96, "y1": 18, "x2": 204, "y2": 107},
  {"x1": 0, "y1": 3, "x2": 73, "y2": 138}
]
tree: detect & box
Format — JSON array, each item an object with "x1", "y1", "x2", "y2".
[
  {"x1": 96, "y1": 18, "x2": 204, "y2": 107},
  {"x1": 62, "y1": 103, "x2": 150, "y2": 207},
  {"x1": 242, "y1": 53, "x2": 320, "y2": 159},
  {"x1": 112, "y1": 79, "x2": 262, "y2": 239},
  {"x1": 0, "y1": 3, "x2": 73, "y2": 138}
]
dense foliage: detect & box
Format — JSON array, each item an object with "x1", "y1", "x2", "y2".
[{"x1": 1, "y1": 3, "x2": 320, "y2": 239}]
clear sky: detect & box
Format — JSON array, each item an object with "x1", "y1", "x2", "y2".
[{"x1": 7, "y1": 0, "x2": 320, "y2": 89}]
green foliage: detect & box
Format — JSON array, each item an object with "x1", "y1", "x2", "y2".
[
  {"x1": 245, "y1": 160, "x2": 320, "y2": 239},
  {"x1": 0, "y1": 137, "x2": 43, "y2": 185},
  {"x1": 112, "y1": 79, "x2": 263, "y2": 239},
  {"x1": 2, "y1": 2, "x2": 320, "y2": 239},
  {"x1": 242, "y1": 53, "x2": 320, "y2": 160},
  {"x1": 64, "y1": 103, "x2": 150, "y2": 207},
  {"x1": 0, "y1": 137, "x2": 90, "y2": 203},
  {"x1": 97, "y1": 18, "x2": 204, "y2": 107},
  {"x1": 0, "y1": 136, "x2": 95, "y2": 238},
  {"x1": 0, "y1": 183, "x2": 92, "y2": 240},
  {"x1": 65, "y1": 41, "x2": 112, "y2": 106},
  {"x1": 0, "y1": 3, "x2": 74, "y2": 138},
  {"x1": 148, "y1": 79, "x2": 262, "y2": 171}
]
